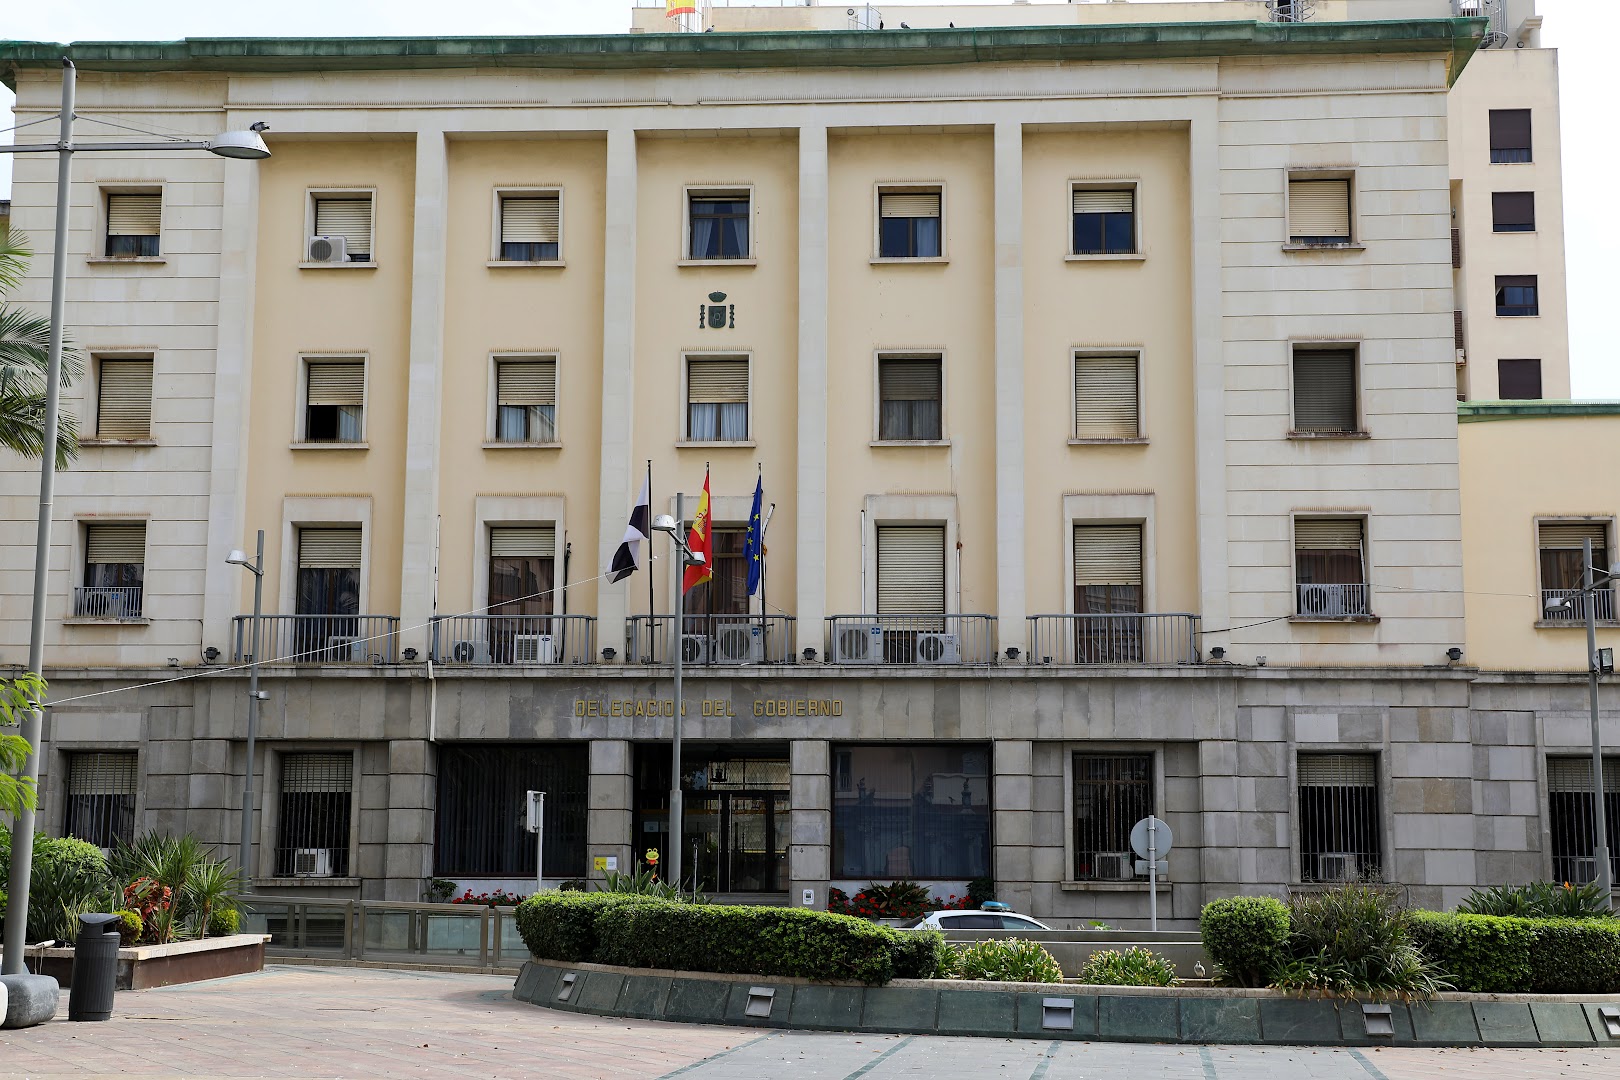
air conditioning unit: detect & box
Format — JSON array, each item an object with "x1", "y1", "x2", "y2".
[
  {"x1": 293, "y1": 848, "x2": 334, "y2": 878},
  {"x1": 1299, "y1": 584, "x2": 1348, "y2": 617},
  {"x1": 1093, "y1": 852, "x2": 1134, "y2": 882},
  {"x1": 325, "y1": 635, "x2": 364, "y2": 662},
  {"x1": 1455, "y1": 348, "x2": 1467, "y2": 366},
  {"x1": 1317, "y1": 853, "x2": 1357, "y2": 883},
  {"x1": 1565, "y1": 857, "x2": 1599, "y2": 886},
  {"x1": 915, "y1": 632, "x2": 961, "y2": 665},
  {"x1": 449, "y1": 639, "x2": 491, "y2": 664},
  {"x1": 307, "y1": 235, "x2": 348, "y2": 263},
  {"x1": 512, "y1": 633, "x2": 556, "y2": 664},
  {"x1": 833, "y1": 624, "x2": 884, "y2": 664},
  {"x1": 713, "y1": 621, "x2": 764, "y2": 664},
  {"x1": 679, "y1": 633, "x2": 712, "y2": 665}
]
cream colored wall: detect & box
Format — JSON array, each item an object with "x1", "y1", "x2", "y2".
[
  {"x1": 241, "y1": 138, "x2": 416, "y2": 618},
  {"x1": 436, "y1": 137, "x2": 608, "y2": 621},
  {"x1": 1460, "y1": 416, "x2": 1620, "y2": 672},
  {"x1": 1021, "y1": 127, "x2": 1199, "y2": 618},
  {"x1": 1448, "y1": 47, "x2": 1569, "y2": 400}
]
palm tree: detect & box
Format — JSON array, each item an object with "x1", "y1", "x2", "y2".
[{"x1": 0, "y1": 233, "x2": 81, "y2": 467}]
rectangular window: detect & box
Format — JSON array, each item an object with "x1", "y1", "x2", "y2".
[
  {"x1": 296, "y1": 527, "x2": 361, "y2": 622},
  {"x1": 688, "y1": 192, "x2": 750, "y2": 260},
  {"x1": 78, "y1": 523, "x2": 145, "y2": 618},
  {"x1": 686, "y1": 357, "x2": 749, "y2": 441},
  {"x1": 1292, "y1": 349, "x2": 1358, "y2": 434},
  {"x1": 1495, "y1": 275, "x2": 1539, "y2": 317},
  {"x1": 434, "y1": 744, "x2": 587, "y2": 877},
  {"x1": 1489, "y1": 109, "x2": 1532, "y2": 164},
  {"x1": 489, "y1": 525, "x2": 555, "y2": 618},
  {"x1": 63, "y1": 751, "x2": 138, "y2": 850},
  {"x1": 1074, "y1": 354, "x2": 1139, "y2": 439},
  {"x1": 499, "y1": 194, "x2": 560, "y2": 261},
  {"x1": 312, "y1": 195, "x2": 373, "y2": 261},
  {"x1": 876, "y1": 525, "x2": 946, "y2": 618},
  {"x1": 1294, "y1": 518, "x2": 1369, "y2": 617},
  {"x1": 1547, "y1": 757, "x2": 1620, "y2": 886},
  {"x1": 275, "y1": 752, "x2": 353, "y2": 879},
  {"x1": 831, "y1": 744, "x2": 991, "y2": 879},
  {"x1": 1287, "y1": 178, "x2": 1352, "y2": 246},
  {"x1": 1298, "y1": 752, "x2": 1381, "y2": 883},
  {"x1": 105, "y1": 193, "x2": 160, "y2": 257},
  {"x1": 1071, "y1": 188, "x2": 1135, "y2": 255},
  {"x1": 1497, "y1": 358, "x2": 1542, "y2": 400},
  {"x1": 495, "y1": 358, "x2": 557, "y2": 442},
  {"x1": 878, "y1": 355, "x2": 943, "y2": 441},
  {"x1": 1073, "y1": 525, "x2": 1143, "y2": 663},
  {"x1": 305, "y1": 360, "x2": 364, "y2": 442},
  {"x1": 686, "y1": 527, "x2": 749, "y2": 619},
  {"x1": 1491, "y1": 191, "x2": 1535, "y2": 233},
  {"x1": 1539, "y1": 521, "x2": 1615, "y2": 621},
  {"x1": 878, "y1": 190, "x2": 942, "y2": 258},
  {"x1": 96, "y1": 358, "x2": 153, "y2": 439},
  {"x1": 1072, "y1": 754, "x2": 1153, "y2": 881}
]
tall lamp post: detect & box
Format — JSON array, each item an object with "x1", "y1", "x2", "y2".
[
  {"x1": 1545, "y1": 536, "x2": 1618, "y2": 910},
  {"x1": 651, "y1": 500, "x2": 704, "y2": 893},
  {"x1": 227, "y1": 533, "x2": 267, "y2": 877},
  {"x1": 0, "y1": 59, "x2": 270, "y2": 974}
]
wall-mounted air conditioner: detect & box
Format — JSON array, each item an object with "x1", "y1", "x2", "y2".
[
  {"x1": 1093, "y1": 852, "x2": 1134, "y2": 882},
  {"x1": 1298, "y1": 584, "x2": 1349, "y2": 617},
  {"x1": 915, "y1": 632, "x2": 961, "y2": 664},
  {"x1": 513, "y1": 634, "x2": 555, "y2": 664},
  {"x1": 325, "y1": 636, "x2": 364, "y2": 662},
  {"x1": 450, "y1": 639, "x2": 491, "y2": 664},
  {"x1": 307, "y1": 235, "x2": 348, "y2": 263},
  {"x1": 1317, "y1": 852, "x2": 1357, "y2": 882},
  {"x1": 714, "y1": 621, "x2": 764, "y2": 664},
  {"x1": 679, "y1": 633, "x2": 712, "y2": 665},
  {"x1": 293, "y1": 848, "x2": 334, "y2": 877},
  {"x1": 833, "y1": 624, "x2": 884, "y2": 664}
]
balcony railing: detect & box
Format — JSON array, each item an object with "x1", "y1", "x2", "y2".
[
  {"x1": 72, "y1": 586, "x2": 144, "y2": 620},
  {"x1": 429, "y1": 614, "x2": 597, "y2": 666},
  {"x1": 1295, "y1": 583, "x2": 1372, "y2": 618},
  {"x1": 625, "y1": 614, "x2": 797, "y2": 665},
  {"x1": 824, "y1": 615, "x2": 997, "y2": 666},
  {"x1": 232, "y1": 615, "x2": 400, "y2": 664},
  {"x1": 1542, "y1": 588, "x2": 1618, "y2": 623},
  {"x1": 1025, "y1": 614, "x2": 1201, "y2": 667}
]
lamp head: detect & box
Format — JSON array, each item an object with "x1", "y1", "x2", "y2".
[
  {"x1": 652, "y1": 514, "x2": 678, "y2": 534},
  {"x1": 687, "y1": 551, "x2": 706, "y2": 566},
  {"x1": 226, "y1": 549, "x2": 251, "y2": 566},
  {"x1": 206, "y1": 130, "x2": 272, "y2": 160},
  {"x1": 1545, "y1": 596, "x2": 1572, "y2": 613}
]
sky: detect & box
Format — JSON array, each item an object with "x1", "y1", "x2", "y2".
[{"x1": 2, "y1": 0, "x2": 1614, "y2": 397}]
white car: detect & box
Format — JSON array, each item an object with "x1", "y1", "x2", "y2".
[{"x1": 905, "y1": 907, "x2": 1052, "y2": 932}]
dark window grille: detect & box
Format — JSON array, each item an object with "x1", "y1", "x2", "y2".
[
  {"x1": 434, "y1": 744, "x2": 588, "y2": 877},
  {"x1": 1548, "y1": 756, "x2": 1620, "y2": 885},
  {"x1": 1495, "y1": 274, "x2": 1539, "y2": 317},
  {"x1": 1072, "y1": 753, "x2": 1153, "y2": 881},
  {"x1": 1298, "y1": 752, "x2": 1381, "y2": 882},
  {"x1": 63, "y1": 751, "x2": 138, "y2": 850},
  {"x1": 689, "y1": 196, "x2": 749, "y2": 259},
  {"x1": 831, "y1": 744, "x2": 991, "y2": 879},
  {"x1": 275, "y1": 752, "x2": 353, "y2": 878}
]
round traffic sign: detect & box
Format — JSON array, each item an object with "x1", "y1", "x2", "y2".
[{"x1": 1129, "y1": 816, "x2": 1173, "y2": 860}]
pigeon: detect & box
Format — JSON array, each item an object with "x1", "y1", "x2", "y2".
[
  {"x1": 900, "y1": 21, "x2": 911, "y2": 29},
  {"x1": 1194, "y1": 961, "x2": 1207, "y2": 978}
]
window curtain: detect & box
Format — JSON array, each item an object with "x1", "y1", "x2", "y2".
[{"x1": 690, "y1": 215, "x2": 717, "y2": 259}]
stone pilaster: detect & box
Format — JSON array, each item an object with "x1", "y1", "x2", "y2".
[
  {"x1": 789, "y1": 739, "x2": 831, "y2": 908},
  {"x1": 587, "y1": 739, "x2": 634, "y2": 883}
]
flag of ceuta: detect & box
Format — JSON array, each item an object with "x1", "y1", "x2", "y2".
[{"x1": 683, "y1": 469, "x2": 712, "y2": 593}]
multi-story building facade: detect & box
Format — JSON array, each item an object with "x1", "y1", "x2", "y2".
[{"x1": 1, "y1": 0, "x2": 1615, "y2": 925}]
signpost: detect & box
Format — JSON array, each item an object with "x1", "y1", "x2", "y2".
[
  {"x1": 1130, "y1": 816, "x2": 1174, "y2": 931},
  {"x1": 526, "y1": 791, "x2": 546, "y2": 895}
]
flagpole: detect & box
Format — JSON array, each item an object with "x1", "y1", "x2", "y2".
[{"x1": 647, "y1": 459, "x2": 656, "y2": 661}]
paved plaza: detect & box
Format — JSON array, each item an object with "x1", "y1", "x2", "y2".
[{"x1": 1, "y1": 966, "x2": 1618, "y2": 1079}]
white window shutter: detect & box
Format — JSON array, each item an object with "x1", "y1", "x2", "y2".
[
  {"x1": 299, "y1": 528, "x2": 362, "y2": 569},
  {"x1": 1298, "y1": 752, "x2": 1377, "y2": 787},
  {"x1": 1072, "y1": 189, "x2": 1133, "y2": 215},
  {"x1": 1074, "y1": 525, "x2": 1143, "y2": 586},
  {"x1": 879, "y1": 358, "x2": 942, "y2": 401},
  {"x1": 687, "y1": 358, "x2": 749, "y2": 404},
  {"x1": 490, "y1": 526, "x2": 556, "y2": 559},
  {"x1": 1074, "y1": 356, "x2": 1139, "y2": 438},
  {"x1": 497, "y1": 360, "x2": 557, "y2": 406},
  {"x1": 1295, "y1": 519, "x2": 1364, "y2": 551},
  {"x1": 879, "y1": 192, "x2": 941, "y2": 218},
  {"x1": 281, "y1": 752, "x2": 353, "y2": 793},
  {"x1": 1288, "y1": 179, "x2": 1351, "y2": 239},
  {"x1": 306, "y1": 362, "x2": 365, "y2": 406},
  {"x1": 501, "y1": 196, "x2": 560, "y2": 244},
  {"x1": 69, "y1": 751, "x2": 139, "y2": 796},
  {"x1": 97, "y1": 360, "x2": 154, "y2": 439},
  {"x1": 876, "y1": 526, "x2": 946, "y2": 616},
  {"x1": 314, "y1": 197, "x2": 373, "y2": 257},
  {"x1": 106, "y1": 193, "x2": 161, "y2": 236},
  {"x1": 1292, "y1": 351, "x2": 1357, "y2": 432},
  {"x1": 1538, "y1": 522, "x2": 1609, "y2": 551},
  {"x1": 86, "y1": 523, "x2": 146, "y2": 565}
]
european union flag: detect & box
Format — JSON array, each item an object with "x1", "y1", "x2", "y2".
[{"x1": 744, "y1": 474, "x2": 764, "y2": 597}]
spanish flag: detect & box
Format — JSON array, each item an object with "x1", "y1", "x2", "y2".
[
  {"x1": 667, "y1": 0, "x2": 698, "y2": 18},
  {"x1": 683, "y1": 468, "x2": 712, "y2": 593}
]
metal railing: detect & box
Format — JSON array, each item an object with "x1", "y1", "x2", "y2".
[
  {"x1": 1026, "y1": 614, "x2": 1200, "y2": 667},
  {"x1": 239, "y1": 894, "x2": 526, "y2": 971},
  {"x1": 1295, "y1": 583, "x2": 1372, "y2": 618},
  {"x1": 231, "y1": 615, "x2": 400, "y2": 664},
  {"x1": 824, "y1": 615, "x2": 997, "y2": 665},
  {"x1": 72, "y1": 586, "x2": 144, "y2": 620},
  {"x1": 626, "y1": 614, "x2": 797, "y2": 665},
  {"x1": 1542, "y1": 589, "x2": 1618, "y2": 623},
  {"x1": 430, "y1": 614, "x2": 597, "y2": 666}
]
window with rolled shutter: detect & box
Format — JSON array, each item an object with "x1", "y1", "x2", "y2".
[
  {"x1": 1292, "y1": 350, "x2": 1358, "y2": 433},
  {"x1": 105, "y1": 192, "x2": 160, "y2": 256},
  {"x1": 489, "y1": 526, "x2": 557, "y2": 618},
  {"x1": 313, "y1": 196, "x2": 373, "y2": 259},
  {"x1": 1074, "y1": 524, "x2": 1143, "y2": 617},
  {"x1": 299, "y1": 528, "x2": 362, "y2": 570},
  {"x1": 687, "y1": 357, "x2": 749, "y2": 441},
  {"x1": 1074, "y1": 355, "x2": 1139, "y2": 438},
  {"x1": 1538, "y1": 520, "x2": 1610, "y2": 596},
  {"x1": 878, "y1": 190, "x2": 943, "y2": 258},
  {"x1": 1071, "y1": 188, "x2": 1135, "y2": 255},
  {"x1": 1492, "y1": 191, "x2": 1535, "y2": 233},
  {"x1": 96, "y1": 359, "x2": 153, "y2": 439},
  {"x1": 86, "y1": 523, "x2": 146, "y2": 566},
  {"x1": 80, "y1": 523, "x2": 145, "y2": 612},
  {"x1": 1294, "y1": 518, "x2": 1366, "y2": 604},
  {"x1": 500, "y1": 194, "x2": 561, "y2": 260},
  {"x1": 878, "y1": 356, "x2": 942, "y2": 441},
  {"x1": 1287, "y1": 178, "x2": 1352, "y2": 245},
  {"x1": 876, "y1": 526, "x2": 945, "y2": 616},
  {"x1": 495, "y1": 358, "x2": 558, "y2": 441},
  {"x1": 490, "y1": 526, "x2": 555, "y2": 559},
  {"x1": 305, "y1": 361, "x2": 364, "y2": 442},
  {"x1": 1489, "y1": 109, "x2": 1532, "y2": 163}
]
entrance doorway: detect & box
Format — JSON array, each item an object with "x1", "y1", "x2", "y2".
[{"x1": 634, "y1": 744, "x2": 789, "y2": 896}]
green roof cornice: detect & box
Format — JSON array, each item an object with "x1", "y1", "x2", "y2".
[
  {"x1": 0, "y1": 19, "x2": 1485, "y2": 88},
  {"x1": 1459, "y1": 401, "x2": 1620, "y2": 422}
]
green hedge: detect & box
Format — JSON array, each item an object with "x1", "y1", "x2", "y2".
[
  {"x1": 1199, "y1": 896, "x2": 1290, "y2": 987},
  {"x1": 890, "y1": 924, "x2": 946, "y2": 980},
  {"x1": 514, "y1": 891, "x2": 663, "y2": 963},
  {"x1": 1527, "y1": 919, "x2": 1620, "y2": 994},
  {"x1": 1409, "y1": 912, "x2": 1620, "y2": 994}
]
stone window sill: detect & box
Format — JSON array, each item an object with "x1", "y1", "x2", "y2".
[
  {"x1": 676, "y1": 258, "x2": 756, "y2": 268},
  {"x1": 290, "y1": 441, "x2": 369, "y2": 451},
  {"x1": 483, "y1": 441, "x2": 562, "y2": 450},
  {"x1": 1060, "y1": 880, "x2": 1171, "y2": 893},
  {"x1": 298, "y1": 261, "x2": 378, "y2": 270},
  {"x1": 79, "y1": 438, "x2": 157, "y2": 447},
  {"x1": 869, "y1": 256, "x2": 949, "y2": 266},
  {"x1": 676, "y1": 439, "x2": 755, "y2": 448},
  {"x1": 86, "y1": 256, "x2": 166, "y2": 265},
  {"x1": 1065, "y1": 253, "x2": 1145, "y2": 263},
  {"x1": 1069, "y1": 437, "x2": 1148, "y2": 446},
  {"x1": 870, "y1": 439, "x2": 951, "y2": 448},
  {"x1": 64, "y1": 617, "x2": 150, "y2": 626},
  {"x1": 1289, "y1": 615, "x2": 1380, "y2": 625},
  {"x1": 1282, "y1": 243, "x2": 1365, "y2": 253},
  {"x1": 1288, "y1": 431, "x2": 1371, "y2": 441},
  {"x1": 486, "y1": 260, "x2": 565, "y2": 269},
  {"x1": 254, "y1": 877, "x2": 361, "y2": 888},
  {"x1": 1535, "y1": 620, "x2": 1620, "y2": 630}
]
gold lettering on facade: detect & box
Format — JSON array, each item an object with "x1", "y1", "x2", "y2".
[{"x1": 574, "y1": 696, "x2": 842, "y2": 718}]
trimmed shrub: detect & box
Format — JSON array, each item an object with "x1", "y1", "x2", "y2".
[
  {"x1": 1408, "y1": 911, "x2": 1533, "y2": 993},
  {"x1": 1078, "y1": 946, "x2": 1178, "y2": 987},
  {"x1": 1527, "y1": 919, "x2": 1620, "y2": 994},
  {"x1": 594, "y1": 902, "x2": 898, "y2": 984},
  {"x1": 114, "y1": 909, "x2": 143, "y2": 947},
  {"x1": 514, "y1": 891, "x2": 662, "y2": 963},
  {"x1": 889, "y1": 926, "x2": 947, "y2": 980},
  {"x1": 1200, "y1": 896, "x2": 1290, "y2": 987},
  {"x1": 948, "y1": 938, "x2": 1063, "y2": 984},
  {"x1": 207, "y1": 907, "x2": 241, "y2": 938}
]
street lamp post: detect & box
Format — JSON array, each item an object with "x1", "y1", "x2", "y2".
[
  {"x1": 652, "y1": 500, "x2": 704, "y2": 894},
  {"x1": 227, "y1": 532, "x2": 266, "y2": 878},
  {"x1": 0, "y1": 59, "x2": 270, "y2": 974}
]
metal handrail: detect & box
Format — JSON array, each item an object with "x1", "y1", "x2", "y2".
[
  {"x1": 72, "y1": 585, "x2": 144, "y2": 619},
  {"x1": 429, "y1": 613, "x2": 597, "y2": 666},
  {"x1": 1025, "y1": 613, "x2": 1201, "y2": 667},
  {"x1": 626, "y1": 613, "x2": 798, "y2": 665},
  {"x1": 238, "y1": 893, "x2": 527, "y2": 970},
  {"x1": 823, "y1": 614, "x2": 998, "y2": 665},
  {"x1": 1295, "y1": 583, "x2": 1372, "y2": 618},
  {"x1": 1543, "y1": 588, "x2": 1618, "y2": 623},
  {"x1": 231, "y1": 615, "x2": 400, "y2": 664}
]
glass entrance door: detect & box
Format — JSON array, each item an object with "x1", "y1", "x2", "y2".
[{"x1": 683, "y1": 792, "x2": 786, "y2": 895}]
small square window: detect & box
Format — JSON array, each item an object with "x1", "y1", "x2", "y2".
[
  {"x1": 1491, "y1": 191, "x2": 1535, "y2": 233},
  {"x1": 1288, "y1": 177, "x2": 1352, "y2": 246},
  {"x1": 1294, "y1": 518, "x2": 1369, "y2": 617},
  {"x1": 311, "y1": 195, "x2": 373, "y2": 262},
  {"x1": 1292, "y1": 348, "x2": 1358, "y2": 434},
  {"x1": 494, "y1": 357, "x2": 558, "y2": 442},
  {"x1": 1495, "y1": 275, "x2": 1539, "y2": 317},
  {"x1": 78, "y1": 523, "x2": 146, "y2": 619},
  {"x1": 96, "y1": 358, "x2": 154, "y2": 439},
  {"x1": 878, "y1": 355, "x2": 942, "y2": 440},
  {"x1": 686, "y1": 356, "x2": 749, "y2": 440},
  {"x1": 304, "y1": 359, "x2": 365, "y2": 442},
  {"x1": 688, "y1": 192, "x2": 750, "y2": 260},
  {"x1": 878, "y1": 189, "x2": 942, "y2": 258},
  {"x1": 1072, "y1": 188, "x2": 1135, "y2": 255},
  {"x1": 1497, "y1": 358, "x2": 1542, "y2": 400},
  {"x1": 105, "y1": 193, "x2": 161, "y2": 257},
  {"x1": 1074, "y1": 354, "x2": 1139, "y2": 438},
  {"x1": 499, "y1": 194, "x2": 560, "y2": 261},
  {"x1": 1489, "y1": 109, "x2": 1532, "y2": 164}
]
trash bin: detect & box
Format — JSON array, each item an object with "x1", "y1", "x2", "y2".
[{"x1": 67, "y1": 914, "x2": 122, "y2": 1022}]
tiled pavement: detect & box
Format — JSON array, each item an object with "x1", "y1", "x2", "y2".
[{"x1": 2, "y1": 966, "x2": 1618, "y2": 1079}]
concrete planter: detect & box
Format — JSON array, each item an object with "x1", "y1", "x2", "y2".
[
  {"x1": 22, "y1": 934, "x2": 269, "y2": 991},
  {"x1": 513, "y1": 956, "x2": 1620, "y2": 1048}
]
